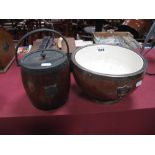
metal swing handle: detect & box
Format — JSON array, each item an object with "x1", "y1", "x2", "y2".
[{"x1": 15, "y1": 28, "x2": 70, "y2": 66}]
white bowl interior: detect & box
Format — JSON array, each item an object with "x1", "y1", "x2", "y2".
[{"x1": 75, "y1": 45, "x2": 144, "y2": 75}]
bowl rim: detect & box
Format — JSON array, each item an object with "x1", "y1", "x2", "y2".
[{"x1": 71, "y1": 44, "x2": 147, "y2": 78}]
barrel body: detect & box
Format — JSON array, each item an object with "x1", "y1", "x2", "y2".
[
  {"x1": 72, "y1": 63, "x2": 145, "y2": 103},
  {"x1": 21, "y1": 60, "x2": 70, "y2": 110}
]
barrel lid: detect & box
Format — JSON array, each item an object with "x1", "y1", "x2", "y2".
[{"x1": 21, "y1": 49, "x2": 67, "y2": 70}]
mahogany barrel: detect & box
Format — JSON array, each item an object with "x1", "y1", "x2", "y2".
[
  {"x1": 15, "y1": 28, "x2": 70, "y2": 110},
  {"x1": 21, "y1": 51, "x2": 70, "y2": 110},
  {"x1": 71, "y1": 44, "x2": 147, "y2": 103}
]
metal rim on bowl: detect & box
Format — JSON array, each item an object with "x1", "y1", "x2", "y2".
[{"x1": 71, "y1": 44, "x2": 147, "y2": 78}]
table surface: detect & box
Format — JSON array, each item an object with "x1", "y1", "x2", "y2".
[{"x1": 0, "y1": 45, "x2": 155, "y2": 118}]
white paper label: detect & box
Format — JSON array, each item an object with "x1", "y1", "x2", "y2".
[
  {"x1": 136, "y1": 80, "x2": 142, "y2": 87},
  {"x1": 75, "y1": 40, "x2": 93, "y2": 47},
  {"x1": 41, "y1": 63, "x2": 52, "y2": 67}
]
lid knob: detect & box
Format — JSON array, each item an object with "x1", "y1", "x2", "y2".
[{"x1": 40, "y1": 52, "x2": 46, "y2": 59}]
